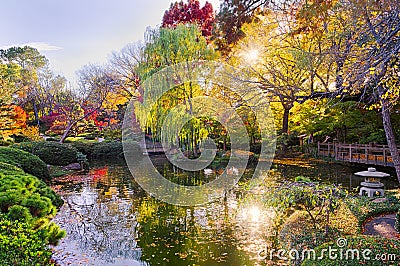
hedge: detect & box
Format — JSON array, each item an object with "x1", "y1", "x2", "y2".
[
  {"x1": 12, "y1": 141, "x2": 78, "y2": 166},
  {"x1": 0, "y1": 147, "x2": 49, "y2": 179},
  {"x1": 70, "y1": 141, "x2": 127, "y2": 159}
]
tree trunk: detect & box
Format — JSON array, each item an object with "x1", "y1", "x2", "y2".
[
  {"x1": 282, "y1": 107, "x2": 290, "y2": 135},
  {"x1": 32, "y1": 100, "x2": 40, "y2": 126},
  {"x1": 60, "y1": 122, "x2": 74, "y2": 143},
  {"x1": 381, "y1": 98, "x2": 400, "y2": 183}
]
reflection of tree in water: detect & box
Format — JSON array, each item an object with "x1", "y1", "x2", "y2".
[
  {"x1": 53, "y1": 164, "x2": 275, "y2": 265},
  {"x1": 52, "y1": 170, "x2": 147, "y2": 264}
]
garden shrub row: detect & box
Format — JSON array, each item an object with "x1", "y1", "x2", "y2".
[
  {"x1": 13, "y1": 140, "x2": 128, "y2": 162},
  {"x1": 0, "y1": 148, "x2": 65, "y2": 265},
  {"x1": 0, "y1": 162, "x2": 65, "y2": 264},
  {"x1": 12, "y1": 141, "x2": 78, "y2": 166},
  {"x1": 0, "y1": 147, "x2": 49, "y2": 179},
  {"x1": 70, "y1": 141, "x2": 125, "y2": 159},
  {"x1": 0, "y1": 163, "x2": 63, "y2": 220}
]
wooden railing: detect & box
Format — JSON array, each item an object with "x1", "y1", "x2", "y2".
[{"x1": 317, "y1": 142, "x2": 400, "y2": 167}]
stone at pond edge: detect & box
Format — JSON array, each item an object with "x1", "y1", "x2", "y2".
[
  {"x1": 371, "y1": 197, "x2": 387, "y2": 203},
  {"x1": 63, "y1": 163, "x2": 82, "y2": 171}
]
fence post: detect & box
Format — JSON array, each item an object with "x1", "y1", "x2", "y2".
[
  {"x1": 383, "y1": 146, "x2": 387, "y2": 166},
  {"x1": 349, "y1": 144, "x2": 352, "y2": 162},
  {"x1": 335, "y1": 143, "x2": 338, "y2": 161}
]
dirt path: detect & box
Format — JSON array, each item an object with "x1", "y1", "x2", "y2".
[{"x1": 363, "y1": 213, "x2": 399, "y2": 240}]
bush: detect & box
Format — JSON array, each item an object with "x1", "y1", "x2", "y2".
[
  {"x1": 70, "y1": 141, "x2": 131, "y2": 159},
  {"x1": 12, "y1": 141, "x2": 78, "y2": 166},
  {"x1": 0, "y1": 216, "x2": 55, "y2": 265},
  {"x1": 10, "y1": 134, "x2": 31, "y2": 143},
  {"x1": 0, "y1": 139, "x2": 13, "y2": 146},
  {"x1": 0, "y1": 169, "x2": 62, "y2": 216},
  {"x1": 0, "y1": 165, "x2": 64, "y2": 264},
  {"x1": 396, "y1": 209, "x2": 400, "y2": 233},
  {"x1": 102, "y1": 129, "x2": 122, "y2": 141},
  {"x1": 7, "y1": 205, "x2": 32, "y2": 222},
  {"x1": 0, "y1": 147, "x2": 49, "y2": 179}
]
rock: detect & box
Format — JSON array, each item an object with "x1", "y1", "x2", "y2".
[
  {"x1": 371, "y1": 197, "x2": 387, "y2": 203},
  {"x1": 64, "y1": 163, "x2": 82, "y2": 170}
]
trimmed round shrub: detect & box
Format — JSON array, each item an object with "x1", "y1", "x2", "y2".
[
  {"x1": 0, "y1": 147, "x2": 49, "y2": 179},
  {"x1": 21, "y1": 193, "x2": 55, "y2": 218},
  {"x1": 0, "y1": 167, "x2": 65, "y2": 261},
  {"x1": 92, "y1": 142, "x2": 124, "y2": 158},
  {"x1": 70, "y1": 141, "x2": 131, "y2": 159},
  {"x1": 0, "y1": 162, "x2": 25, "y2": 174},
  {"x1": 7, "y1": 205, "x2": 32, "y2": 222},
  {"x1": 0, "y1": 171, "x2": 63, "y2": 214},
  {"x1": 12, "y1": 141, "x2": 78, "y2": 166}
]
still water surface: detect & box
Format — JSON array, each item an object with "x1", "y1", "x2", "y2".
[{"x1": 51, "y1": 158, "x2": 398, "y2": 265}]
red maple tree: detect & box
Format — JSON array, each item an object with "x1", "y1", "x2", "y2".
[{"x1": 162, "y1": 0, "x2": 215, "y2": 39}]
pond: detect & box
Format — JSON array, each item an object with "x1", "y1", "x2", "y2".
[{"x1": 50, "y1": 157, "x2": 399, "y2": 266}]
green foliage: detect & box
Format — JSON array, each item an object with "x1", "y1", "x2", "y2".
[
  {"x1": 102, "y1": 129, "x2": 122, "y2": 141},
  {"x1": 396, "y1": 209, "x2": 400, "y2": 233},
  {"x1": 7, "y1": 205, "x2": 32, "y2": 222},
  {"x1": 21, "y1": 193, "x2": 54, "y2": 218},
  {"x1": 0, "y1": 161, "x2": 64, "y2": 264},
  {"x1": 301, "y1": 236, "x2": 400, "y2": 265},
  {"x1": 0, "y1": 146, "x2": 49, "y2": 179},
  {"x1": 276, "y1": 132, "x2": 300, "y2": 151},
  {"x1": 41, "y1": 222, "x2": 66, "y2": 245},
  {"x1": 265, "y1": 181, "x2": 346, "y2": 233},
  {"x1": 12, "y1": 141, "x2": 78, "y2": 166},
  {"x1": 295, "y1": 176, "x2": 312, "y2": 182},
  {"x1": 0, "y1": 138, "x2": 13, "y2": 146},
  {"x1": 0, "y1": 169, "x2": 62, "y2": 217},
  {"x1": 138, "y1": 24, "x2": 217, "y2": 79},
  {"x1": 290, "y1": 100, "x2": 388, "y2": 144},
  {"x1": 0, "y1": 216, "x2": 55, "y2": 266},
  {"x1": 70, "y1": 141, "x2": 131, "y2": 159},
  {"x1": 0, "y1": 161, "x2": 25, "y2": 174}
]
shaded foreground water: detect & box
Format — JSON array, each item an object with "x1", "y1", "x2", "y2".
[{"x1": 50, "y1": 157, "x2": 399, "y2": 265}]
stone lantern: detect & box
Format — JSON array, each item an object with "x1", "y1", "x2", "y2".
[{"x1": 354, "y1": 167, "x2": 390, "y2": 198}]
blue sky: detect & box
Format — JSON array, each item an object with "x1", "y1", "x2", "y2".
[{"x1": 0, "y1": 0, "x2": 220, "y2": 85}]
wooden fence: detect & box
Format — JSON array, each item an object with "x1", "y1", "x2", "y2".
[{"x1": 317, "y1": 142, "x2": 400, "y2": 167}]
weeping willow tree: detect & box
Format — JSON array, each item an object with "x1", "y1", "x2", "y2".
[{"x1": 135, "y1": 24, "x2": 219, "y2": 155}]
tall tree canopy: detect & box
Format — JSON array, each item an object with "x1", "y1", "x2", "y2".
[{"x1": 135, "y1": 24, "x2": 219, "y2": 153}]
